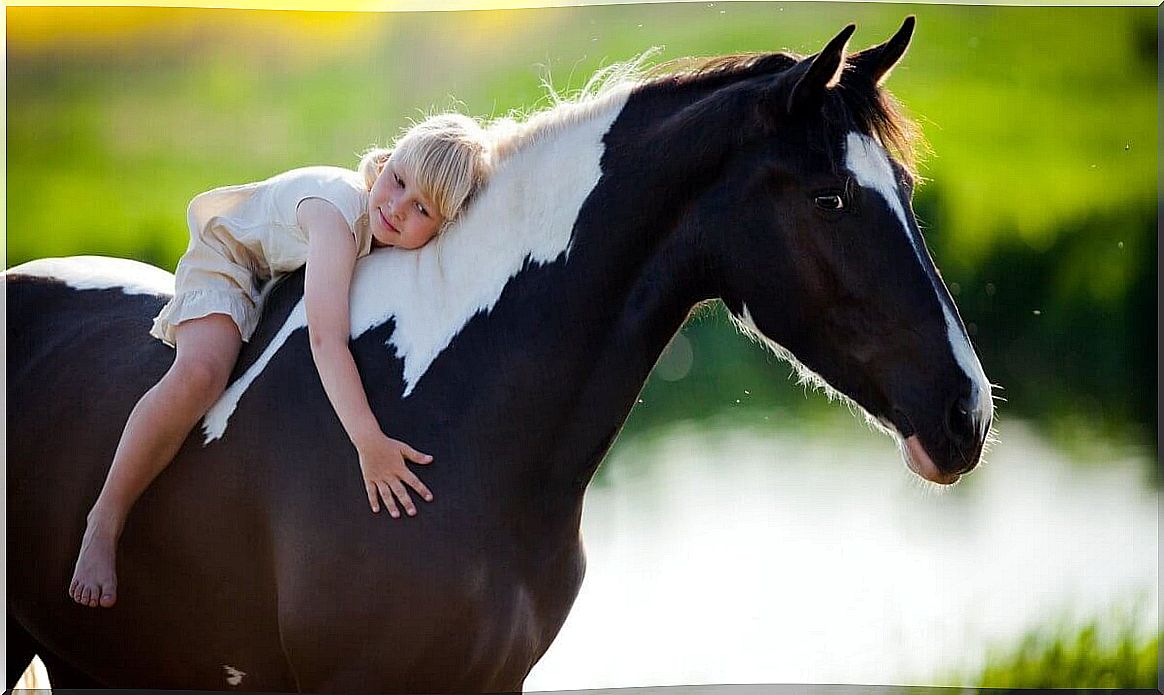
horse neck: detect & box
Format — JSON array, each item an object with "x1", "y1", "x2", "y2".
[
  {"x1": 489, "y1": 219, "x2": 709, "y2": 549},
  {"x1": 553, "y1": 229, "x2": 711, "y2": 489},
  {"x1": 514, "y1": 86, "x2": 754, "y2": 502}
]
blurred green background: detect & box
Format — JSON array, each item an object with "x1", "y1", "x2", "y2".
[{"x1": 6, "y1": 4, "x2": 1158, "y2": 688}]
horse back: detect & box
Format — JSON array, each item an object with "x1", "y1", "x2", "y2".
[
  {"x1": 6, "y1": 263, "x2": 295, "y2": 689},
  {"x1": 7, "y1": 268, "x2": 174, "y2": 489},
  {"x1": 5, "y1": 257, "x2": 587, "y2": 689}
]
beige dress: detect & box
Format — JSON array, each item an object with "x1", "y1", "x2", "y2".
[{"x1": 151, "y1": 166, "x2": 374, "y2": 346}]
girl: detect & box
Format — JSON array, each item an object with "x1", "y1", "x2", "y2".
[{"x1": 69, "y1": 113, "x2": 493, "y2": 609}]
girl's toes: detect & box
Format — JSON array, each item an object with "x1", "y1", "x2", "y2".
[{"x1": 98, "y1": 588, "x2": 117, "y2": 608}]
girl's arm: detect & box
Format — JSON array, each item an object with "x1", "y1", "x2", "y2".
[{"x1": 299, "y1": 198, "x2": 434, "y2": 518}]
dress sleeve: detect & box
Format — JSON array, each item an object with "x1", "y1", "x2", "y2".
[
  {"x1": 267, "y1": 166, "x2": 372, "y2": 256},
  {"x1": 186, "y1": 181, "x2": 266, "y2": 243}
]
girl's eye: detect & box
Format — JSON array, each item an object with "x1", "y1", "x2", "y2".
[
  {"x1": 416, "y1": 202, "x2": 428, "y2": 217},
  {"x1": 814, "y1": 194, "x2": 845, "y2": 211}
]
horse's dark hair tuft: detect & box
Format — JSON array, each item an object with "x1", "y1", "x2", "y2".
[
  {"x1": 642, "y1": 51, "x2": 923, "y2": 176},
  {"x1": 832, "y1": 71, "x2": 922, "y2": 175},
  {"x1": 647, "y1": 52, "x2": 801, "y2": 88}
]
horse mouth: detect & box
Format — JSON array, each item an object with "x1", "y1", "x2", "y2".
[{"x1": 903, "y1": 434, "x2": 960, "y2": 485}]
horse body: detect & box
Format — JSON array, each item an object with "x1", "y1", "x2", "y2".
[
  {"x1": 8, "y1": 19, "x2": 993, "y2": 691},
  {"x1": 8, "y1": 270, "x2": 593, "y2": 690}
]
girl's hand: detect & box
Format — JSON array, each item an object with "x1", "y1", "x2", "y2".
[{"x1": 356, "y1": 435, "x2": 434, "y2": 518}]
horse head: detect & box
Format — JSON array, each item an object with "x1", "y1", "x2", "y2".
[{"x1": 683, "y1": 19, "x2": 993, "y2": 483}]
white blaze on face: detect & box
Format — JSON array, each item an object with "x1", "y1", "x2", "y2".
[
  {"x1": 843, "y1": 132, "x2": 993, "y2": 434},
  {"x1": 6, "y1": 256, "x2": 175, "y2": 296},
  {"x1": 200, "y1": 94, "x2": 630, "y2": 443}
]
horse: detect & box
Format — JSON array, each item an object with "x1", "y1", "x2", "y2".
[{"x1": 7, "y1": 18, "x2": 993, "y2": 692}]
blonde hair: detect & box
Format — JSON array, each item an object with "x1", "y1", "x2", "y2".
[{"x1": 358, "y1": 113, "x2": 491, "y2": 227}]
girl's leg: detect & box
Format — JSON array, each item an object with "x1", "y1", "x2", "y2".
[{"x1": 69, "y1": 313, "x2": 242, "y2": 608}]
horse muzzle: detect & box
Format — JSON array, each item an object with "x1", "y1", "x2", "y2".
[
  {"x1": 904, "y1": 434, "x2": 963, "y2": 485},
  {"x1": 893, "y1": 388, "x2": 992, "y2": 485}
]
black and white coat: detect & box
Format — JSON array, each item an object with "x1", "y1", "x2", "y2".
[{"x1": 7, "y1": 19, "x2": 991, "y2": 692}]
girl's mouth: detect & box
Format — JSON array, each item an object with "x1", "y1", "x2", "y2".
[{"x1": 378, "y1": 207, "x2": 398, "y2": 234}]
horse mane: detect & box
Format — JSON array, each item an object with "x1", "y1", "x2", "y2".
[
  {"x1": 483, "y1": 51, "x2": 659, "y2": 166},
  {"x1": 481, "y1": 47, "x2": 921, "y2": 177},
  {"x1": 665, "y1": 51, "x2": 922, "y2": 176},
  {"x1": 830, "y1": 70, "x2": 921, "y2": 176},
  {"x1": 649, "y1": 52, "x2": 800, "y2": 87}
]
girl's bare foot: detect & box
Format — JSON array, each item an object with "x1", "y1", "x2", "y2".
[{"x1": 69, "y1": 523, "x2": 119, "y2": 608}]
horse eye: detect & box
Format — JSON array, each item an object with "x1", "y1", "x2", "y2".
[{"x1": 814, "y1": 194, "x2": 845, "y2": 211}]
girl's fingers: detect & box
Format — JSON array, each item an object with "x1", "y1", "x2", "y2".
[
  {"x1": 405, "y1": 446, "x2": 434, "y2": 465},
  {"x1": 388, "y1": 480, "x2": 416, "y2": 516},
  {"x1": 376, "y1": 481, "x2": 401, "y2": 518},
  {"x1": 365, "y1": 482, "x2": 380, "y2": 513},
  {"x1": 402, "y1": 472, "x2": 434, "y2": 503}
]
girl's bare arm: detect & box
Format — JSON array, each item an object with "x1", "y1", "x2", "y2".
[{"x1": 299, "y1": 198, "x2": 434, "y2": 517}]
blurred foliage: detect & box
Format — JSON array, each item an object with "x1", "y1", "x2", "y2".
[
  {"x1": 953, "y1": 607, "x2": 1159, "y2": 688},
  {"x1": 6, "y1": 4, "x2": 1157, "y2": 458},
  {"x1": 978, "y1": 631, "x2": 1158, "y2": 688}
]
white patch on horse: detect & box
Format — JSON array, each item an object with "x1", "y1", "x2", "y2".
[
  {"x1": 200, "y1": 94, "x2": 630, "y2": 443},
  {"x1": 5, "y1": 256, "x2": 174, "y2": 296},
  {"x1": 202, "y1": 301, "x2": 306, "y2": 441},
  {"x1": 844, "y1": 132, "x2": 993, "y2": 433},
  {"x1": 222, "y1": 665, "x2": 246, "y2": 686}
]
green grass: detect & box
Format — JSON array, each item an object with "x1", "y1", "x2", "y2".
[
  {"x1": 977, "y1": 628, "x2": 1158, "y2": 688},
  {"x1": 945, "y1": 603, "x2": 1160, "y2": 688}
]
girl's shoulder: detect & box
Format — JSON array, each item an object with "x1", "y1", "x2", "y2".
[
  {"x1": 190, "y1": 166, "x2": 364, "y2": 204},
  {"x1": 268, "y1": 166, "x2": 365, "y2": 192},
  {"x1": 266, "y1": 166, "x2": 367, "y2": 217},
  {"x1": 187, "y1": 166, "x2": 367, "y2": 236},
  {"x1": 268, "y1": 167, "x2": 369, "y2": 241}
]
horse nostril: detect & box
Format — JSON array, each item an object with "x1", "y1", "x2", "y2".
[{"x1": 946, "y1": 394, "x2": 977, "y2": 445}]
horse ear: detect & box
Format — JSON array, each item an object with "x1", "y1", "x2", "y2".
[
  {"x1": 849, "y1": 16, "x2": 915, "y2": 86},
  {"x1": 786, "y1": 24, "x2": 856, "y2": 114}
]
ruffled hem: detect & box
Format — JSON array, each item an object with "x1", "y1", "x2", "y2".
[{"x1": 150, "y1": 288, "x2": 260, "y2": 347}]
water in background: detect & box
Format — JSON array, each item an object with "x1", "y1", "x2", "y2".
[{"x1": 526, "y1": 416, "x2": 1157, "y2": 688}]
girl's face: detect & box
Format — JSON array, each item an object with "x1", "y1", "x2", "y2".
[{"x1": 368, "y1": 160, "x2": 445, "y2": 250}]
